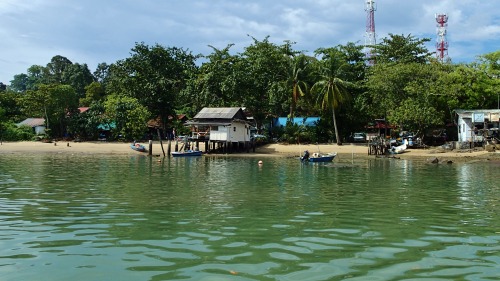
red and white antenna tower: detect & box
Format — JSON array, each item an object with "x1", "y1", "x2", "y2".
[
  {"x1": 435, "y1": 13, "x2": 449, "y2": 62},
  {"x1": 365, "y1": 0, "x2": 377, "y2": 65}
]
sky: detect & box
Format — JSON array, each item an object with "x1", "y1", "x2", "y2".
[{"x1": 1, "y1": 0, "x2": 499, "y2": 84}]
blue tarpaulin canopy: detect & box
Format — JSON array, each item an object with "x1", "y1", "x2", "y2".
[
  {"x1": 273, "y1": 117, "x2": 320, "y2": 127},
  {"x1": 97, "y1": 122, "x2": 116, "y2": 130}
]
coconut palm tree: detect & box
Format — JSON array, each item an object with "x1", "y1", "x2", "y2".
[
  {"x1": 311, "y1": 49, "x2": 351, "y2": 145},
  {"x1": 287, "y1": 54, "x2": 313, "y2": 119}
]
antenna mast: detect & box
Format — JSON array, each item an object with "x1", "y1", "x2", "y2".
[
  {"x1": 435, "y1": 13, "x2": 449, "y2": 62},
  {"x1": 365, "y1": 0, "x2": 376, "y2": 65}
]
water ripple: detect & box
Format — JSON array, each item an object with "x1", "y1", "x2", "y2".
[{"x1": 0, "y1": 155, "x2": 499, "y2": 280}]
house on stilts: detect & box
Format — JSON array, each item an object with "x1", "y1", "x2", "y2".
[{"x1": 185, "y1": 107, "x2": 254, "y2": 153}]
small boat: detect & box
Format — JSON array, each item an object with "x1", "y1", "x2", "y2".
[
  {"x1": 390, "y1": 139, "x2": 408, "y2": 154},
  {"x1": 130, "y1": 142, "x2": 147, "y2": 152},
  {"x1": 171, "y1": 150, "x2": 203, "y2": 157},
  {"x1": 301, "y1": 151, "x2": 337, "y2": 163}
]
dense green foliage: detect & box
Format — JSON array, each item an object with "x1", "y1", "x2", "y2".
[{"x1": 0, "y1": 35, "x2": 498, "y2": 143}]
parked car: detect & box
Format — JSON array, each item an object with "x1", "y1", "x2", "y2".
[{"x1": 352, "y1": 132, "x2": 366, "y2": 143}]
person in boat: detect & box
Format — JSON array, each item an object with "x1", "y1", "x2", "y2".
[
  {"x1": 301, "y1": 150, "x2": 310, "y2": 162},
  {"x1": 133, "y1": 140, "x2": 142, "y2": 149}
]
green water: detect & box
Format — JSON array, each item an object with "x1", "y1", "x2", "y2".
[{"x1": 0, "y1": 154, "x2": 499, "y2": 281}]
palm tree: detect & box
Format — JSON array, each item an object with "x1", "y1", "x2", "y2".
[
  {"x1": 287, "y1": 54, "x2": 313, "y2": 119},
  {"x1": 311, "y1": 49, "x2": 351, "y2": 145}
]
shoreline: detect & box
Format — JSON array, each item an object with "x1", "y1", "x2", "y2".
[{"x1": 1, "y1": 141, "x2": 499, "y2": 163}]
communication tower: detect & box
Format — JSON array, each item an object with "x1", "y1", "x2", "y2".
[
  {"x1": 365, "y1": 0, "x2": 377, "y2": 65},
  {"x1": 435, "y1": 13, "x2": 449, "y2": 62}
]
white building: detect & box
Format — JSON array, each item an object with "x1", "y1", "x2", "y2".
[
  {"x1": 17, "y1": 118, "x2": 46, "y2": 135},
  {"x1": 456, "y1": 109, "x2": 500, "y2": 142},
  {"x1": 185, "y1": 107, "x2": 253, "y2": 153}
]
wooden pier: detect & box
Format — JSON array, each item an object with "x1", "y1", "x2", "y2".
[{"x1": 368, "y1": 138, "x2": 391, "y2": 156}]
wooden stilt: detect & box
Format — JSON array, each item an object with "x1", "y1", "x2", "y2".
[{"x1": 157, "y1": 129, "x2": 165, "y2": 157}]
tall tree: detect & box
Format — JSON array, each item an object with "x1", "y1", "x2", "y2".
[
  {"x1": 46, "y1": 55, "x2": 73, "y2": 84},
  {"x1": 21, "y1": 84, "x2": 78, "y2": 137},
  {"x1": 107, "y1": 42, "x2": 200, "y2": 127},
  {"x1": 103, "y1": 95, "x2": 150, "y2": 140},
  {"x1": 94, "y1": 62, "x2": 111, "y2": 84},
  {"x1": 9, "y1": 74, "x2": 29, "y2": 92},
  {"x1": 287, "y1": 54, "x2": 313, "y2": 118},
  {"x1": 311, "y1": 48, "x2": 352, "y2": 145},
  {"x1": 238, "y1": 36, "x2": 291, "y2": 129},
  {"x1": 373, "y1": 33, "x2": 433, "y2": 64},
  {"x1": 183, "y1": 44, "x2": 241, "y2": 113},
  {"x1": 25, "y1": 65, "x2": 50, "y2": 90},
  {"x1": 324, "y1": 43, "x2": 367, "y2": 133},
  {"x1": 62, "y1": 63, "x2": 95, "y2": 98},
  {"x1": 0, "y1": 89, "x2": 23, "y2": 121},
  {"x1": 478, "y1": 50, "x2": 500, "y2": 108},
  {"x1": 366, "y1": 60, "x2": 457, "y2": 137},
  {"x1": 80, "y1": 82, "x2": 106, "y2": 106}
]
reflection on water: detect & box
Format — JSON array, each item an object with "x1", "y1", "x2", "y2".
[{"x1": 0, "y1": 154, "x2": 499, "y2": 280}]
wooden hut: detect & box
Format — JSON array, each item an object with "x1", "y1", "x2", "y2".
[
  {"x1": 17, "y1": 118, "x2": 46, "y2": 135},
  {"x1": 185, "y1": 107, "x2": 253, "y2": 153}
]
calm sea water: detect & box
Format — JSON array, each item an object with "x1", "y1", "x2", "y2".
[{"x1": 1, "y1": 154, "x2": 499, "y2": 281}]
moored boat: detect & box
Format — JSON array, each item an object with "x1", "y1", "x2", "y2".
[
  {"x1": 171, "y1": 150, "x2": 203, "y2": 157},
  {"x1": 301, "y1": 151, "x2": 337, "y2": 163},
  {"x1": 130, "y1": 142, "x2": 147, "y2": 152},
  {"x1": 390, "y1": 139, "x2": 408, "y2": 154}
]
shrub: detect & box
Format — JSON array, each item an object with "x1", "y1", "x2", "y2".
[{"x1": 0, "y1": 122, "x2": 35, "y2": 141}]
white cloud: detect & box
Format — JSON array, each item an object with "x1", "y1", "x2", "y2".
[{"x1": 1, "y1": 0, "x2": 499, "y2": 82}]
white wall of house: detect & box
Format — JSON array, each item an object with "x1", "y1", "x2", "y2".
[
  {"x1": 228, "y1": 122, "x2": 250, "y2": 142},
  {"x1": 210, "y1": 122, "x2": 250, "y2": 142},
  {"x1": 34, "y1": 125, "x2": 46, "y2": 135},
  {"x1": 457, "y1": 114, "x2": 473, "y2": 142},
  {"x1": 211, "y1": 126, "x2": 228, "y2": 141},
  {"x1": 456, "y1": 110, "x2": 500, "y2": 142}
]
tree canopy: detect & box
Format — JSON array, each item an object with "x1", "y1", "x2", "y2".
[{"x1": 1, "y1": 35, "x2": 499, "y2": 143}]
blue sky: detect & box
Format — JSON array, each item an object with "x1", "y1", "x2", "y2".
[{"x1": 1, "y1": 0, "x2": 499, "y2": 84}]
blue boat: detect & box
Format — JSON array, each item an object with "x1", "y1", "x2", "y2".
[
  {"x1": 171, "y1": 150, "x2": 203, "y2": 157},
  {"x1": 301, "y1": 151, "x2": 337, "y2": 163},
  {"x1": 130, "y1": 142, "x2": 147, "y2": 152}
]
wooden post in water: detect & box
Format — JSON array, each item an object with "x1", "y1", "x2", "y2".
[
  {"x1": 148, "y1": 140, "x2": 153, "y2": 156},
  {"x1": 156, "y1": 129, "x2": 165, "y2": 157},
  {"x1": 167, "y1": 140, "x2": 171, "y2": 157}
]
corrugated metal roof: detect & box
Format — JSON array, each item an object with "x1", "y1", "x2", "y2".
[
  {"x1": 79, "y1": 107, "x2": 90, "y2": 113},
  {"x1": 193, "y1": 107, "x2": 243, "y2": 120},
  {"x1": 17, "y1": 118, "x2": 45, "y2": 127},
  {"x1": 185, "y1": 121, "x2": 232, "y2": 126},
  {"x1": 455, "y1": 109, "x2": 500, "y2": 114}
]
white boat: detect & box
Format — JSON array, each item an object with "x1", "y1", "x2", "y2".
[{"x1": 390, "y1": 139, "x2": 408, "y2": 154}]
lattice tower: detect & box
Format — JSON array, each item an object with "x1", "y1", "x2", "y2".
[
  {"x1": 365, "y1": 0, "x2": 377, "y2": 65},
  {"x1": 435, "y1": 13, "x2": 449, "y2": 62}
]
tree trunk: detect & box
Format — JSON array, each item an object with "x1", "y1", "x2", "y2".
[{"x1": 332, "y1": 108, "x2": 342, "y2": 145}]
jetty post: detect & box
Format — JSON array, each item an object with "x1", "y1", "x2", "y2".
[{"x1": 156, "y1": 129, "x2": 165, "y2": 157}]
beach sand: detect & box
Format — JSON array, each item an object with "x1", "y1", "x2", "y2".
[{"x1": 1, "y1": 140, "x2": 499, "y2": 163}]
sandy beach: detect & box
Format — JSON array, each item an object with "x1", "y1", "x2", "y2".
[{"x1": 1, "y1": 140, "x2": 499, "y2": 163}]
